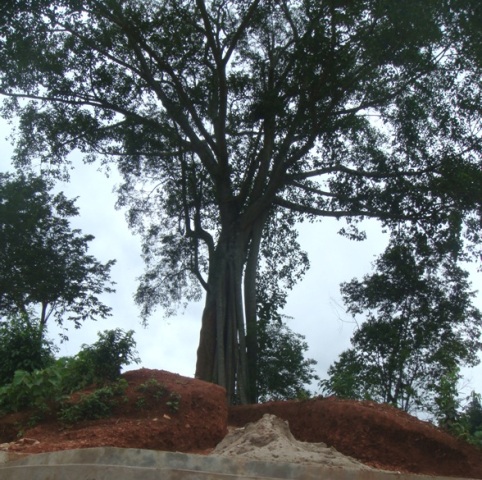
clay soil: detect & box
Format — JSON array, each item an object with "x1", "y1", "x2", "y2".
[{"x1": 1, "y1": 368, "x2": 481, "y2": 478}]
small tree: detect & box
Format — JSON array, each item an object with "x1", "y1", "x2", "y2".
[
  {"x1": 321, "y1": 238, "x2": 482, "y2": 415},
  {"x1": 256, "y1": 314, "x2": 318, "y2": 403},
  {"x1": 0, "y1": 172, "x2": 116, "y2": 330},
  {"x1": 462, "y1": 392, "x2": 482, "y2": 440},
  {"x1": 432, "y1": 367, "x2": 462, "y2": 429},
  {"x1": 0, "y1": 313, "x2": 57, "y2": 386},
  {"x1": 76, "y1": 329, "x2": 141, "y2": 383}
]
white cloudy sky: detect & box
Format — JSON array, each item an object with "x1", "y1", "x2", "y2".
[{"x1": 1, "y1": 117, "x2": 481, "y2": 400}]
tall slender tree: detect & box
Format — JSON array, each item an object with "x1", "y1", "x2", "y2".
[
  {"x1": 0, "y1": 173, "x2": 115, "y2": 330},
  {"x1": 0, "y1": 1, "x2": 480, "y2": 402}
]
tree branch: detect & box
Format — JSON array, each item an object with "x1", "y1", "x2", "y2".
[{"x1": 274, "y1": 197, "x2": 423, "y2": 222}]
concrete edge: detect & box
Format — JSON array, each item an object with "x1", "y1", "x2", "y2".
[
  {"x1": 0, "y1": 464, "x2": 285, "y2": 480},
  {"x1": 0, "y1": 447, "x2": 476, "y2": 480}
]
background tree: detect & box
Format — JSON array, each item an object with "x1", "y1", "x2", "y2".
[
  {"x1": 0, "y1": 1, "x2": 481, "y2": 403},
  {"x1": 0, "y1": 172, "x2": 116, "y2": 331},
  {"x1": 460, "y1": 392, "x2": 482, "y2": 444},
  {"x1": 320, "y1": 238, "x2": 482, "y2": 415},
  {"x1": 256, "y1": 287, "x2": 318, "y2": 402}
]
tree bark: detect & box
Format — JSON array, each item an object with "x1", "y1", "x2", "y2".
[
  {"x1": 195, "y1": 219, "x2": 261, "y2": 404},
  {"x1": 243, "y1": 218, "x2": 266, "y2": 403}
]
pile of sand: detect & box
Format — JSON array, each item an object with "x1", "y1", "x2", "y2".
[{"x1": 212, "y1": 413, "x2": 374, "y2": 470}]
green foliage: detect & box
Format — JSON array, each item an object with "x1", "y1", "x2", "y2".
[
  {"x1": 136, "y1": 378, "x2": 167, "y2": 400},
  {"x1": 432, "y1": 368, "x2": 461, "y2": 429},
  {"x1": 58, "y1": 379, "x2": 128, "y2": 424},
  {"x1": 463, "y1": 392, "x2": 482, "y2": 437},
  {"x1": 0, "y1": 313, "x2": 56, "y2": 386},
  {"x1": 321, "y1": 238, "x2": 482, "y2": 415},
  {"x1": 1, "y1": 1, "x2": 481, "y2": 402},
  {"x1": 135, "y1": 378, "x2": 181, "y2": 413},
  {"x1": 0, "y1": 172, "x2": 116, "y2": 329},
  {"x1": 56, "y1": 329, "x2": 140, "y2": 392},
  {"x1": 75, "y1": 329, "x2": 140, "y2": 383},
  {"x1": 256, "y1": 316, "x2": 319, "y2": 403},
  {"x1": 0, "y1": 329, "x2": 139, "y2": 417},
  {"x1": 166, "y1": 392, "x2": 182, "y2": 413},
  {"x1": 445, "y1": 391, "x2": 482, "y2": 447},
  {"x1": 0, "y1": 364, "x2": 67, "y2": 414},
  {"x1": 319, "y1": 350, "x2": 370, "y2": 401}
]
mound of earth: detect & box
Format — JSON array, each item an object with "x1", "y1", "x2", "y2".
[
  {"x1": 230, "y1": 397, "x2": 482, "y2": 478},
  {"x1": 0, "y1": 369, "x2": 227, "y2": 453},
  {"x1": 0, "y1": 368, "x2": 481, "y2": 479}
]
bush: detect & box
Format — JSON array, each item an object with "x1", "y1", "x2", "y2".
[
  {"x1": 0, "y1": 329, "x2": 140, "y2": 416},
  {"x1": 450, "y1": 392, "x2": 482, "y2": 447},
  {"x1": 0, "y1": 363, "x2": 67, "y2": 414},
  {"x1": 58, "y1": 379, "x2": 128, "y2": 423},
  {"x1": 76, "y1": 329, "x2": 140, "y2": 383},
  {"x1": 0, "y1": 314, "x2": 57, "y2": 386},
  {"x1": 58, "y1": 329, "x2": 141, "y2": 391}
]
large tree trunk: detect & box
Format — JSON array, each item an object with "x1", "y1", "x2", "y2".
[
  {"x1": 194, "y1": 214, "x2": 266, "y2": 404},
  {"x1": 243, "y1": 219, "x2": 265, "y2": 403}
]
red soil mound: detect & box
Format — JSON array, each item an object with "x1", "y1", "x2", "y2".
[{"x1": 0, "y1": 369, "x2": 481, "y2": 478}]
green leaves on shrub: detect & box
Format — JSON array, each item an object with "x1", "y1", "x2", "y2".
[
  {"x1": 58, "y1": 379, "x2": 128, "y2": 423},
  {"x1": 135, "y1": 378, "x2": 182, "y2": 414},
  {"x1": 0, "y1": 329, "x2": 140, "y2": 416},
  {"x1": 136, "y1": 378, "x2": 167, "y2": 400},
  {"x1": 0, "y1": 363, "x2": 67, "y2": 414},
  {"x1": 76, "y1": 329, "x2": 140, "y2": 383},
  {"x1": 0, "y1": 314, "x2": 57, "y2": 386}
]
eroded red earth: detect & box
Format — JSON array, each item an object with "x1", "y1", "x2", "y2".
[{"x1": 1, "y1": 368, "x2": 481, "y2": 478}]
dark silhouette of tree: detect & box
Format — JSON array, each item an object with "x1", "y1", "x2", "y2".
[
  {"x1": 0, "y1": 1, "x2": 480, "y2": 402},
  {"x1": 256, "y1": 315, "x2": 318, "y2": 403},
  {"x1": 0, "y1": 173, "x2": 116, "y2": 330},
  {"x1": 320, "y1": 238, "x2": 482, "y2": 414}
]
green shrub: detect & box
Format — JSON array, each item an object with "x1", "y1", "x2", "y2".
[
  {"x1": 134, "y1": 378, "x2": 181, "y2": 413},
  {"x1": 0, "y1": 329, "x2": 139, "y2": 416},
  {"x1": 58, "y1": 379, "x2": 128, "y2": 423},
  {"x1": 0, "y1": 314, "x2": 57, "y2": 386},
  {"x1": 136, "y1": 378, "x2": 167, "y2": 400},
  {"x1": 76, "y1": 329, "x2": 140, "y2": 383},
  {"x1": 449, "y1": 392, "x2": 482, "y2": 448},
  {"x1": 166, "y1": 392, "x2": 181, "y2": 413},
  {"x1": 0, "y1": 363, "x2": 66, "y2": 414},
  {"x1": 54, "y1": 329, "x2": 141, "y2": 393}
]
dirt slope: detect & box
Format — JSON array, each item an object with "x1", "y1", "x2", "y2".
[{"x1": 0, "y1": 368, "x2": 481, "y2": 478}]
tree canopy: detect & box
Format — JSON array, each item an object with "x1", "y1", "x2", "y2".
[
  {"x1": 0, "y1": 0, "x2": 481, "y2": 403},
  {"x1": 0, "y1": 172, "x2": 116, "y2": 330},
  {"x1": 320, "y1": 238, "x2": 482, "y2": 414}
]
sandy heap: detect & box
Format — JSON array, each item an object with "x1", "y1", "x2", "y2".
[{"x1": 212, "y1": 413, "x2": 373, "y2": 469}]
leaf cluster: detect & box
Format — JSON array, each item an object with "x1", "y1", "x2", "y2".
[
  {"x1": 0, "y1": 172, "x2": 116, "y2": 328},
  {"x1": 0, "y1": 313, "x2": 57, "y2": 386},
  {"x1": 1, "y1": 1, "x2": 480, "y2": 323},
  {"x1": 0, "y1": 328, "x2": 140, "y2": 416},
  {"x1": 58, "y1": 378, "x2": 128, "y2": 424},
  {"x1": 61, "y1": 328, "x2": 140, "y2": 388},
  {"x1": 256, "y1": 314, "x2": 319, "y2": 403},
  {"x1": 321, "y1": 237, "x2": 482, "y2": 414}
]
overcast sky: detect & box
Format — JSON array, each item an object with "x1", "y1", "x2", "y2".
[{"x1": 1, "y1": 117, "x2": 481, "y2": 402}]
